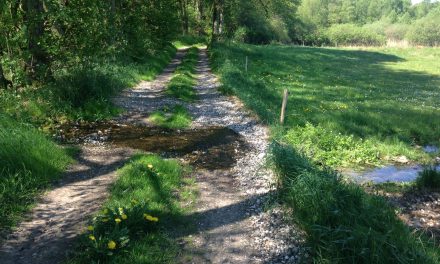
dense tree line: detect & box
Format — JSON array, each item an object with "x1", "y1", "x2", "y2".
[
  {"x1": 295, "y1": 0, "x2": 440, "y2": 46},
  {"x1": 0, "y1": 0, "x2": 303, "y2": 89},
  {"x1": 1, "y1": 0, "x2": 439, "y2": 90}
]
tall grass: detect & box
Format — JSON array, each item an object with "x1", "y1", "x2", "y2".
[
  {"x1": 166, "y1": 47, "x2": 199, "y2": 102},
  {"x1": 416, "y1": 167, "x2": 440, "y2": 190},
  {"x1": 272, "y1": 142, "x2": 440, "y2": 263},
  {"x1": 0, "y1": 114, "x2": 73, "y2": 231}
]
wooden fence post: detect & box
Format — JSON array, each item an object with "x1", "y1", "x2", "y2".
[
  {"x1": 245, "y1": 56, "x2": 248, "y2": 72},
  {"x1": 280, "y1": 89, "x2": 288, "y2": 125}
]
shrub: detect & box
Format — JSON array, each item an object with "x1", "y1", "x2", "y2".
[
  {"x1": 416, "y1": 167, "x2": 440, "y2": 189},
  {"x1": 326, "y1": 24, "x2": 386, "y2": 46},
  {"x1": 407, "y1": 8, "x2": 440, "y2": 46}
]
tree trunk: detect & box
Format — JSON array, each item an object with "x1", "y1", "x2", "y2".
[
  {"x1": 22, "y1": 0, "x2": 51, "y2": 79},
  {"x1": 211, "y1": 0, "x2": 218, "y2": 39}
]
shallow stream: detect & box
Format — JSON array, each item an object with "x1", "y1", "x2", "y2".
[{"x1": 55, "y1": 122, "x2": 247, "y2": 171}]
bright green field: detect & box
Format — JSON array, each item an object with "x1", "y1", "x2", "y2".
[{"x1": 211, "y1": 43, "x2": 440, "y2": 168}]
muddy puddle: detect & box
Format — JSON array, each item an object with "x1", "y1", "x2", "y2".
[
  {"x1": 344, "y1": 164, "x2": 440, "y2": 184},
  {"x1": 55, "y1": 122, "x2": 247, "y2": 170}
]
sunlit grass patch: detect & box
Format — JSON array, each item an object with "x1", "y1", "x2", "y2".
[
  {"x1": 166, "y1": 47, "x2": 199, "y2": 102},
  {"x1": 68, "y1": 154, "x2": 196, "y2": 263},
  {"x1": 149, "y1": 105, "x2": 192, "y2": 129}
]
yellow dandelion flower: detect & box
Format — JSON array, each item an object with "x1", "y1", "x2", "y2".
[
  {"x1": 144, "y1": 214, "x2": 159, "y2": 222},
  {"x1": 121, "y1": 214, "x2": 128, "y2": 220},
  {"x1": 89, "y1": 235, "x2": 96, "y2": 241},
  {"x1": 147, "y1": 164, "x2": 154, "y2": 169},
  {"x1": 107, "y1": 240, "x2": 117, "y2": 250},
  {"x1": 115, "y1": 218, "x2": 122, "y2": 224},
  {"x1": 87, "y1": 225, "x2": 94, "y2": 231}
]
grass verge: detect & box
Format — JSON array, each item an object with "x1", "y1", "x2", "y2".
[
  {"x1": 149, "y1": 105, "x2": 192, "y2": 129},
  {"x1": 0, "y1": 114, "x2": 73, "y2": 232},
  {"x1": 272, "y1": 142, "x2": 440, "y2": 263},
  {"x1": 67, "y1": 154, "x2": 196, "y2": 263},
  {"x1": 166, "y1": 47, "x2": 199, "y2": 102}
]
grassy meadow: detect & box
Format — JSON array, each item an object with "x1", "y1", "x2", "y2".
[{"x1": 211, "y1": 43, "x2": 440, "y2": 168}]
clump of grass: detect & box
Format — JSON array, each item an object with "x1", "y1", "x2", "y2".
[
  {"x1": 0, "y1": 114, "x2": 73, "y2": 231},
  {"x1": 149, "y1": 105, "x2": 192, "y2": 129},
  {"x1": 166, "y1": 47, "x2": 199, "y2": 102},
  {"x1": 68, "y1": 154, "x2": 195, "y2": 263},
  {"x1": 271, "y1": 142, "x2": 439, "y2": 263},
  {"x1": 416, "y1": 167, "x2": 440, "y2": 189}
]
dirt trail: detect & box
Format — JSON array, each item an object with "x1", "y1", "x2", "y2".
[{"x1": 0, "y1": 49, "x2": 187, "y2": 264}]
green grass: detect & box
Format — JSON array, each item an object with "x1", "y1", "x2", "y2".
[
  {"x1": 0, "y1": 114, "x2": 73, "y2": 232},
  {"x1": 173, "y1": 35, "x2": 208, "y2": 49},
  {"x1": 166, "y1": 47, "x2": 199, "y2": 101},
  {"x1": 272, "y1": 143, "x2": 440, "y2": 263},
  {"x1": 416, "y1": 167, "x2": 440, "y2": 190},
  {"x1": 210, "y1": 42, "x2": 440, "y2": 168},
  {"x1": 149, "y1": 105, "x2": 192, "y2": 129},
  {"x1": 67, "y1": 154, "x2": 196, "y2": 263},
  {"x1": 0, "y1": 43, "x2": 177, "y2": 125}
]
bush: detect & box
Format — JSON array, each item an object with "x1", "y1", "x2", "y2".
[
  {"x1": 416, "y1": 167, "x2": 440, "y2": 189},
  {"x1": 326, "y1": 24, "x2": 386, "y2": 46},
  {"x1": 407, "y1": 8, "x2": 440, "y2": 46}
]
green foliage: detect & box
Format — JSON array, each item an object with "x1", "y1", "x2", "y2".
[
  {"x1": 271, "y1": 143, "x2": 440, "y2": 263},
  {"x1": 407, "y1": 6, "x2": 440, "y2": 46},
  {"x1": 166, "y1": 47, "x2": 199, "y2": 102},
  {"x1": 210, "y1": 42, "x2": 438, "y2": 168},
  {"x1": 69, "y1": 154, "x2": 194, "y2": 263},
  {"x1": 149, "y1": 105, "x2": 192, "y2": 129},
  {"x1": 0, "y1": 114, "x2": 72, "y2": 230},
  {"x1": 416, "y1": 167, "x2": 440, "y2": 190},
  {"x1": 326, "y1": 24, "x2": 386, "y2": 46}
]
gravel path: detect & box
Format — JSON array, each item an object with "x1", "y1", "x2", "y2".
[{"x1": 180, "y1": 48, "x2": 305, "y2": 263}]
